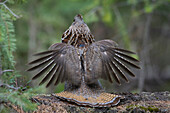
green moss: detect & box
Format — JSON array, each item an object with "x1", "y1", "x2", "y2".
[
  {"x1": 126, "y1": 104, "x2": 159, "y2": 112},
  {"x1": 147, "y1": 106, "x2": 159, "y2": 112},
  {"x1": 139, "y1": 106, "x2": 147, "y2": 111}
]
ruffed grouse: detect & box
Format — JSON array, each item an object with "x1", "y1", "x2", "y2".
[{"x1": 28, "y1": 14, "x2": 140, "y2": 107}]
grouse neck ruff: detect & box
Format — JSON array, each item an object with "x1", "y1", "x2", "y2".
[{"x1": 28, "y1": 14, "x2": 140, "y2": 107}]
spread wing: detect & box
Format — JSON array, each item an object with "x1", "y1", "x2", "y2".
[
  {"x1": 27, "y1": 43, "x2": 81, "y2": 87},
  {"x1": 85, "y1": 40, "x2": 140, "y2": 85}
]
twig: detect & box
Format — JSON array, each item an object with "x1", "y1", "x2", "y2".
[
  {"x1": 0, "y1": 0, "x2": 19, "y2": 18},
  {"x1": 2, "y1": 69, "x2": 13, "y2": 73},
  {"x1": 0, "y1": 83, "x2": 19, "y2": 90},
  {"x1": 3, "y1": 0, "x2": 8, "y2": 4},
  {"x1": 0, "y1": 69, "x2": 13, "y2": 76}
]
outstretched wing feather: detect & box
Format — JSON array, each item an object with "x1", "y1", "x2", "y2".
[
  {"x1": 28, "y1": 43, "x2": 81, "y2": 87},
  {"x1": 86, "y1": 39, "x2": 140, "y2": 84},
  {"x1": 39, "y1": 64, "x2": 58, "y2": 85}
]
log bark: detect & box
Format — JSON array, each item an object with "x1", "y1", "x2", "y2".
[{"x1": 2, "y1": 91, "x2": 170, "y2": 113}]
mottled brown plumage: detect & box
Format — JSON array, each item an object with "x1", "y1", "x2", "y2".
[{"x1": 28, "y1": 14, "x2": 140, "y2": 107}]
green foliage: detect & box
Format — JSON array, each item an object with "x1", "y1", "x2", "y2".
[
  {"x1": 0, "y1": 85, "x2": 46, "y2": 111},
  {"x1": 0, "y1": 7, "x2": 17, "y2": 83},
  {"x1": 0, "y1": 1, "x2": 46, "y2": 112}
]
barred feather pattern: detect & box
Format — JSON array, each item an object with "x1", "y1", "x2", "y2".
[
  {"x1": 62, "y1": 15, "x2": 95, "y2": 47},
  {"x1": 27, "y1": 14, "x2": 140, "y2": 107}
]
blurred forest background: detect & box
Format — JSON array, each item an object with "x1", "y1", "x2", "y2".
[{"x1": 0, "y1": 0, "x2": 170, "y2": 111}]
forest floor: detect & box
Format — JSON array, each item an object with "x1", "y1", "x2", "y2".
[
  {"x1": 31, "y1": 91, "x2": 170, "y2": 113},
  {"x1": 3, "y1": 91, "x2": 170, "y2": 113}
]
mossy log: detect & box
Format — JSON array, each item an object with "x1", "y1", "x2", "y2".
[{"x1": 2, "y1": 91, "x2": 170, "y2": 113}]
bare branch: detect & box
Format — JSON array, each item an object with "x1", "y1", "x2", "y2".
[
  {"x1": 0, "y1": 83, "x2": 19, "y2": 90},
  {"x1": 2, "y1": 69, "x2": 13, "y2": 73},
  {"x1": 3, "y1": 0, "x2": 8, "y2": 4},
  {"x1": 0, "y1": 0, "x2": 19, "y2": 18},
  {"x1": 0, "y1": 69, "x2": 13, "y2": 76}
]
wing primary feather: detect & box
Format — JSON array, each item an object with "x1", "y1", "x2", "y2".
[
  {"x1": 28, "y1": 53, "x2": 55, "y2": 65},
  {"x1": 102, "y1": 50, "x2": 121, "y2": 84},
  {"x1": 105, "y1": 63, "x2": 114, "y2": 83},
  {"x1": 54, "y1": 66, "x2": 64, "y2": 86},
  {"x1": 114, "y1": 57, "x2": 136, "y2": 77},
  {"x1": 103, "y1": 63, "x2": 113, "y2": 83},
  {"x1": 115, "y1": 54, "x2": 140, "y2": 69},
  {"x1": 33, "y1": 50, "x2": 55, "y2": 56},
  {"x1": 46, "y1": 65, "x2": 61, "y2": 87},
  {"x1": 115, "y1": 48, "x2": 136, "y2": 54},
  {"x1": 102, "y1": 54, "x2": 114, "y2": 83},
  {"x1": 108, "y1": 62, "x2": 121, "y2": 84},
  {"x1": 61, "y1": 64, "x2": 67, "y2": 83},
  {"x1": 27, "y1": 56, "x2": 53, "y2": 71},
  {"x1": 114, "y1": 50, "x2": 139, "y2": 62},
  {"x1": 28, "y1": 51, "x2": 60, "y2": 71},
  {"x1": 39, "y1": 64, "x2": 58, "y2": 85},
  {"x1": 110, "y1": 59, "x2": 129, "y2": 82},
  {"x1": 32, "y1": 60, "x2": 55, "y2": 80}
]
